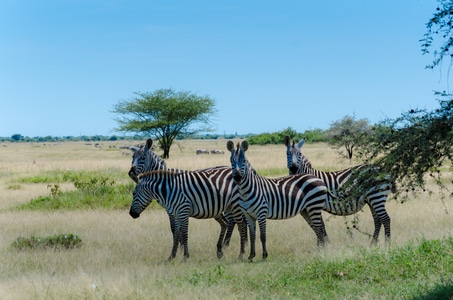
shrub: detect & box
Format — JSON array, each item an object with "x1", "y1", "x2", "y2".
[
  {"x1": 11, "y1": 234, "x2": 82, "y2": 250},
  {"x1": 16, "y1": 176, "x2": 135, "y2": 210}
]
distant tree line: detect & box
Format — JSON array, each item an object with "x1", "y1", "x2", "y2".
[
  {"x1": 247, "y1": 127, "x2": 327, "y2": 145},
  {"x1": 0, "y1": 128, "x2": 335, "y2": 145},
  {"x1": 1, "y1": 118, "x2": 366, "y2": 148},
  {"x1": 0, "y1": 134, "x2": 145, "y2": 143}
]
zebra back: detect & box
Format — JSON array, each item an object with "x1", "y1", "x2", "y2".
[
  {"x1": 227, "y1": 140, "x2": 327, "y2": 220},
  {"x1": 284, "y1": 136, "x2": 393, "y2": 220},
  {"x1": 131, "y1": 167, "x2": 241, "y2": 219}
]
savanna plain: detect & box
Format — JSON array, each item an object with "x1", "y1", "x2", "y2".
[{"x1": 0, "y1": 139, "x2": 452, "y2": 300}]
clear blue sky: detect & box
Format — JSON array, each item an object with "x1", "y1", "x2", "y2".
[{"x1": 0, "y1": 0, "x2": 447, "y2": 137}]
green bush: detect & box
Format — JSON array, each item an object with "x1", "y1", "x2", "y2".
[
  {"x1": 247, "y1": 127, "x2": 327, "y2": 145},
  {"x1": 11, "y1": 234, "x2": 82, "y2": 250},
  {"x1": 18, "y1": 169, "x2": 127, "y2": 185},
  {"x1": 16, "y1": 176, "x2": 135, "y2": 210}
]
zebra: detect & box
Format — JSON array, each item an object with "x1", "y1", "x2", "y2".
[
  {"x1": 129, "y1": 166, "x2": 247, "y2": 261},
  {"x1": 211, "y1": 149, "x2": 225, "y2": 154},
  {"x1": 283, "y1": 136, "x2": 393, "y2": 244},
  {"x1": 196, "y1": 149, "x2": 210, "y2": 155},
  {"x1": 226, "y1": 140, "x2": 329, "y2": 262},
  {"x1": 128, "y1": 139, "x2": 246, "y2": 249}
]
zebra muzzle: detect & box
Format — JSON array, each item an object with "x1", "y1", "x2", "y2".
[
  {"x1": 128, "y1": 167, "x2": 138, "y2": 183},
  {"x1": 233, "y1": 174, "x2": 242, "y2": 182},
  {"x1": 289, "y1": 165, "x2": 299, "y2": 175},
  {"x1": 129, "y1": 209, "x2": 140, "y2": 219}
]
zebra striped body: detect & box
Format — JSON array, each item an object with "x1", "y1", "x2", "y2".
[
  {"x1": 284, "y1": 136, "x2": 392, "y2": 244},
  {"x1": 129, "y1": 166, "x2": 247, "y2": 261},
  {"x1": 128, "y1": 139, "x2": 246, "y2": 250},
  {"x1": 227, "y1": 140, "x2": 328, "y2": 261}
]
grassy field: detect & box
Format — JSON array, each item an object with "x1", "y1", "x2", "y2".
[{"x1": 0, "y1": 139, "x2": 452, "y2": 299}]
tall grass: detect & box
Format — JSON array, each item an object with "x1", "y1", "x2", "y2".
[{"x1": 0, "y1": 140, "x2": 452, "y2": 299}]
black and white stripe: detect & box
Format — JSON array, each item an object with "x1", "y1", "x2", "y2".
[
  {"x1": 227, "y1": 140, "x2": 329, "y2": 262},
  {"x1": 129, "y1": 166, "x2": 247, "y2": 261},
  {"x1": 128, "y1": 139, "x2": 246, "y2": 251},
  {"x1": 284, "y1": 136, "x2": 392, "y2": 244}
]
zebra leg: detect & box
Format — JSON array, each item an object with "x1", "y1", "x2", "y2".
[
  {"x1": 180, "y1": 216, "x2": 190, "y2": 262},
  {"x1": 247, "y1": 217, "x2": 257, "y2": 262},
  {"x1": 383, "y1": 214, "x2": 391, "y2": 244},
  {"x1": 370, "y1": 206, "x2": 391, "y2": 245},
  {"x1": 302, "y1": 210, "x2": 326, "y2": 247},
  {"x1": 314, "y1": 218, "x2": 327, "y2": 247},
  {"x1": 319, "y1": 217, "x2": 329, "y2": 243},
  {"x1": 228, "y1": 209, "x2": 248, "y2": 260},
  {"x1": 258, "y1": 218, "x2": 268, "y2": 261},
  {"x1": 168, "y1": 214, "x2": 183, "y2": 249},
  {"x1": 169, "y1": 217, "x2": 181, "y2": 261},
  {"x1": 370, "y1": 209, "x2": 382, "y2": 245},
  {"x1": 223, "y1": 212, "x2": 235, "y2": 247},
  {"x1": 238, "y1": 214, "x2": 248, "y2": 260},
  {"x1": 214, "y1": 215, "x2": 228, "y2": 259},
  {"x1": 301, "y1": 211, "x2": 329, "y2": 245}
]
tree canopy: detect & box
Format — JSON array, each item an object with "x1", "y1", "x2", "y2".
[
  {"x1": 420, "y1": 0, "x2": 453, "y2": 69},
  {"x1": 357, "y1": 96, "x2": 453, "y2": 197},
  {"x1": 325, "y1": 115, "x2": 371, "y2": 160},
  {"x1": 113, "y1": 88, "x2": 217, "y2": 158},
  {"x1": 351, "y1": 1, "x2": 453, "y2": 201}
]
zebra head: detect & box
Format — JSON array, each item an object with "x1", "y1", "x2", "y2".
[
  {"x1": 227, "y1": 140, "x2": 249, "y2": 183},
  {"x1": 129, "y1": 177, "x2": 154, "y2": 219},
  {"x1": 129, "y1": 145, "x2": 144, "y2": 183},
  {"x1": 284, "y1": 136, "x2": 305, "y2": 175},
  {"x1": 128, "y1": 139, "x2": 166, "y2": 183}
]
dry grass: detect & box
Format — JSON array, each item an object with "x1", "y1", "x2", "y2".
[{"x1": 0, "y1": 140, "x2": 452, "y2": 299}]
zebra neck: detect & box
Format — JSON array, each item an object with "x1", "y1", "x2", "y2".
[
  {"x1": 237, "y1": 165, "x2": 261, "y2": 201},
  {"x1": 301, "y1": 165, "x2": 317, "y2": 176},
  {"x1": 146, "y1": 150, "x2": 167, "y2": 171},
  {"x1": 149, "y1": 171, "x2": 176, "y2": 205}
]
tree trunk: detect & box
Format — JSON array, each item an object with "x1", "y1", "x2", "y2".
[{"x1": 163, "y1": 147, "x2": 170, "y2": 159}]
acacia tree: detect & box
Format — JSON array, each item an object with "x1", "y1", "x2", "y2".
[
  {"x1": 113, "y1": 88, "x2": 217, "y2": 158},
  {"x1": 353, "y1": 1, "x2": 453, "y2": 200},
  {"x1": 420, "y1": 0, "x2": 453, "y2": 69},
  {"x1": 356, "y1": 98, "x2": 453, "y2": 197},
  {"x1": 324, "y1": 115, "x2": 371, "y2": 160}
]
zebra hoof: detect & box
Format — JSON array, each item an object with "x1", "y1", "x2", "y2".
[{"x1": 217, "y1": 252, "x2": 224, "y2": 259}]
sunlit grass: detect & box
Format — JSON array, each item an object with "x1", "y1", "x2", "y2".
[{"x1": 0, "y1": 140, "x2": 452, "y2": 299}]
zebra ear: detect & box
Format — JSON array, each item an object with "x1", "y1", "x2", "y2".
[
  {"x1": 226, "y1": 140, "x2": 235, "y2": 152},
  {"x1": 145, "y1": 139, "x2": 153, "y2": 149},
  {"x1": 241, "y1": 140, "x2": 249, "y2": 152},
  {"x1": 129, "y1": 146, "x2": 139, "y2": 153},
  {"x1": 283, "y1": 136, "x2": 290, "y2": 147},
  {"x1": 298, "y1": 138, "x2": 305, "y2": 149}
]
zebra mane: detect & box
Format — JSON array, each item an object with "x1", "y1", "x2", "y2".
[
  {"x1": 293, "y1": 142, "x2": 313, "y2": 171},
  {"x1": 300, "y1": 152, "x2": 313, "y2": 170},
  {"x1": 138, "y1": 169, "x2": 180, "y2": 179},
  {"x1": 143, "y1": 144, "x2": 167, "y2": 168}
]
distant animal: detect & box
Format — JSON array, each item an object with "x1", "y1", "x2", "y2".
[
  {"x1": 211, "y1": 149, "x2": 225, "y2": 154},
  {"x1": 227, "y1": 140, "x2": 330, "y2": 262},
  {"x1": 128, "y1": 139, "x2": 247, "y2": 261},
  {"x1": 196, "y1": 149, "x2": 210, "y2": 155},
  {"x1": 284, "y1": 136, "x2": 393, "y2": 244}
]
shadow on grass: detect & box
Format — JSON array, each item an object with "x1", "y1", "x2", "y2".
[{"x1": 412, "y1": 281, "x2": 453, "y2": 300}]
